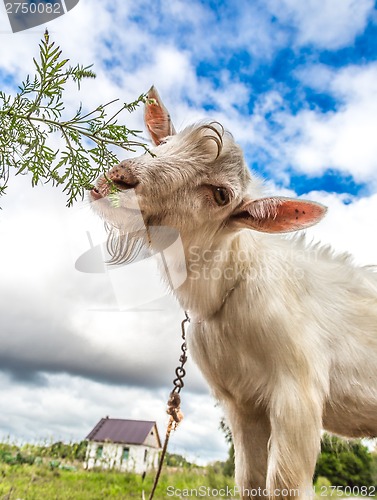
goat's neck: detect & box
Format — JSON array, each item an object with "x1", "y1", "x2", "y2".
[{"x1": 173, "y1": 230, "x2": 255, "y2": 320}]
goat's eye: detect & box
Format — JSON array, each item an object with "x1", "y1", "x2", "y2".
[{"x1": 213, "y1": 187, "x2": 230, "y2": 206}]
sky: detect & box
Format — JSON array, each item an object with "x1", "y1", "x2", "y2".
[{"x1": 0, "y1": 0, "x2": 377, "y2": 464}]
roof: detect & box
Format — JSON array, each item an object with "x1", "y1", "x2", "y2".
[{"x1": 86, "y1": 418, "x2": 161, "y2": 448}]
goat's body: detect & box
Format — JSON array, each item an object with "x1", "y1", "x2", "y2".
[
  {"x1": 91, "y1": 88, "x2": 377, "y2": 500},
  {"x1": 178, "y1": 231, "x2": 377, "y2": 498}
]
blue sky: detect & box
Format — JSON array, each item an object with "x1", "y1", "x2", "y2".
[{"x1": 0, "y1": 0, "x2": 377, "y2": 463}]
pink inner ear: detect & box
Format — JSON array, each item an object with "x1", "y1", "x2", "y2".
[
  {"x1": 231, "y1": 197, "x2": 327, "y2": 233},
  {"x1": 266, "y1": 199, "x2": 327, "y2": 232},
  {"x1": 144, "y1": 86, "x2": 176, "y2": 145}
]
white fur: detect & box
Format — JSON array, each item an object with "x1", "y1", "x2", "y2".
[{"x1": 90, "y1": 89, "x2": 377, "y2": 499}]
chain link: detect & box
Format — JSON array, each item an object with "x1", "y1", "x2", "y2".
[{"x1": 171, "y1": 310, "x2": 190, "y2": 393}]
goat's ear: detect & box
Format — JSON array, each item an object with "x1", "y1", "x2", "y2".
[
  {"x1": 229, "y1": 197, "x2": 327, "y2": 233},
  {"x1": 144, "y1": 86, "x2": 176, "y2": 146}
]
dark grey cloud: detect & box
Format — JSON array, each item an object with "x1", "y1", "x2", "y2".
[{"x1": 0, "y1": 285, "x2": 206, "y2": 393}]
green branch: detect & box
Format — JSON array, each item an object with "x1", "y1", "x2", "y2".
[{"x1": 0, "y1": 30, "x2": 148, "y2": 206}]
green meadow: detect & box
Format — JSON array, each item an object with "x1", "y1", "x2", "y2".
[{"x1": 0, "y1": 440, "x2": 375, "y2": 499}]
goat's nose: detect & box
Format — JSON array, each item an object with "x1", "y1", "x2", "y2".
[{"x1": 107, "y1": 162, "x2": 139, "y2": 190}]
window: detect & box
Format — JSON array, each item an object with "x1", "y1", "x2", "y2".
[
  {"x1": 96, "y1": 445, "x2": 103, "y2": 459},
  {"x1": 122, "y1": 447, "x2": 130, "y2": 461},
  {"x1": 144, "y1": 449, "x2": 148, "y2": 463}
]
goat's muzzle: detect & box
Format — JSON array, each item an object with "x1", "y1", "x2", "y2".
[{"x1": 90, "y1": 162, "x2": 139, "y2": 200}]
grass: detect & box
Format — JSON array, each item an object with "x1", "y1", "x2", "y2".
[
  {"x1": 0, "y1": 442, "x2": 374, "y2": 499},
  {"x1": 0, "y1": 462, "x2": 236, "y2": 499},
  {"x1": 1, "y1": 464, "x2": 375, "y2": 499},
  {"x1": 0, "y1": 441, "x2": 236, "y2": 499}
]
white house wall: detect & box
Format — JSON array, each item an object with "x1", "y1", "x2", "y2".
[
  {"x1": 143, "y1": 425, "x2": 160, "y2": 448},
  {"x1": 85, "y1": 442, "x2": 160, "y2": 474}
]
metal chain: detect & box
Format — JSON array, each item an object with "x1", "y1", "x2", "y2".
[
  {"x1": 146, "y1": 311, "x2": 190, "y2": 500},
  {"x1": 171, "y1": 310, "x2": 189, "y2": 394}
]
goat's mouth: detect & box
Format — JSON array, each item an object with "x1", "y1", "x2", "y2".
[
  {"x1": 90, "y1": 186, "x2": 103, "y2": 200},
  {"x1": 90, "y1": 180, "x2": 140, "y2": 201}
]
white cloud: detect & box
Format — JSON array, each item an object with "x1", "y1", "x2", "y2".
[
  {"x1": 254, "y1": 63, "x2": 377, "y2": 186},
  {"x1": 0, "y1": 0, "x2": 113, "y2": 75},
  {"x1": 267, "y1": 0, "x2": 374, "y2": 49},
  {"x1": 303, "y1": 191, "x2": 377, "y2": 266}
]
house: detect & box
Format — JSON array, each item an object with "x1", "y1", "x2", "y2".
[{"x1": 84, "y1": 417, "x2": 161, "y2": 474}]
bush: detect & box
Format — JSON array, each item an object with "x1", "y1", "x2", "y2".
[
  {"x1": 371, "y1": 452, "x2": 377, "y2": 487},
  {"x1": 316, "y1": 476, "x2": 332, "y2": 488},
  {"x1": 223, "y1": 444, "x2": 235, "y2": 477},
  {"x1": 314, "y1": 434, "x2": 373, "y2": 488},
  {"x1": 165, "y1": 453, "x2": 193, "y2": 469},
  {"x1": 0, "y1": 440, "x2": 87, "y2": 468}
]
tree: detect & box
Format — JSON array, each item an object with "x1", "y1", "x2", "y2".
[
  {"x1": 314, "y1": 433, "x2": 373, "y2": 488},
  {"x1": 219, "y1": 417, "x2": 235, "y2": 477},
  {"x1": 0, "y1": 30, "x2": 148, "y2": 206}
]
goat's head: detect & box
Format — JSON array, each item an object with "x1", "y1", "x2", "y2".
[{"x1": 90, "y1": 87, "x2": 327, "y2": 260}]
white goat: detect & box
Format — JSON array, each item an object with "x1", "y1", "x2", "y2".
[{"x1": 90, "y1": 87, "x2": 377, "y2": 499}]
